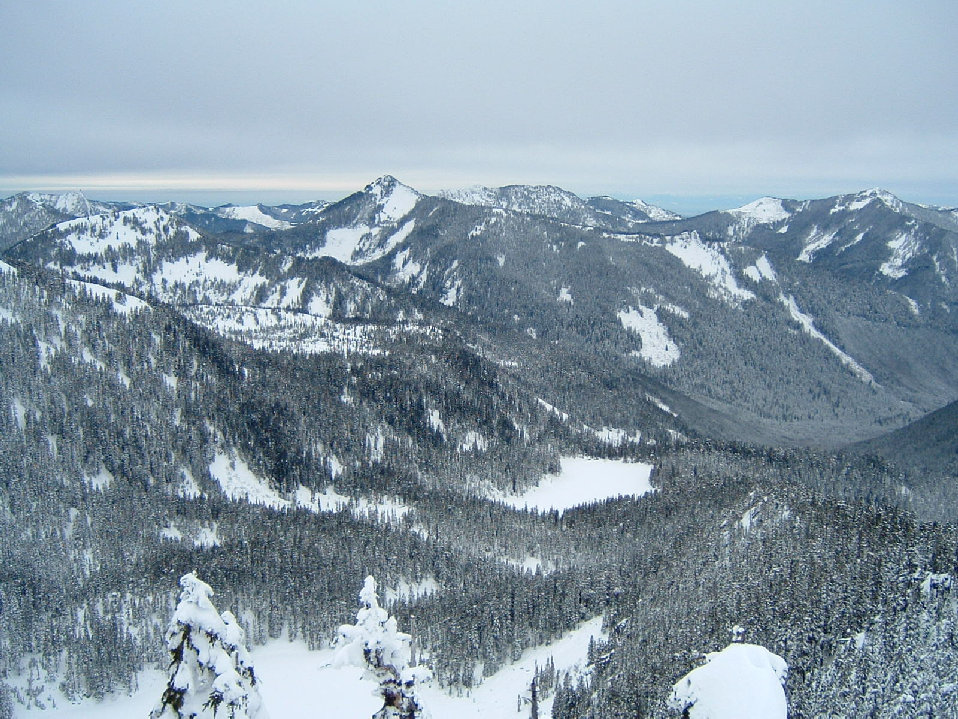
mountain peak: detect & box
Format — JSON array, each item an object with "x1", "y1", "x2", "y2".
[
  {"x1": 23, "y1": 190, "x2": 92, "y2": 216},
  {"x1": 857, "y1": 187, "x2": 903, "y2": 211},
  {"x1": 726, "y1": 197, "x2": 791, "y2": 224},
  {"x1": 364, "y1": 175, "x2": 412, "y2": 195},
  {"x1": 629, "y1": 198, "x2": 682, "y2": 222},
  {"x1": 360, "y1": 176, "x2": 421, "y2": 224},
  {"x1": 439, "y1": 183, "x2": 583, "y2": 215}
]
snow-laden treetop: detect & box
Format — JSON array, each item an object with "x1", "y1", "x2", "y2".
[
  {"x1": 153, "y1": 572, "x2": 265, "y2": 719},
  {"x1": 334, "y1": 575, "x2": 413, "y2": 675},
  {"x1": 669, "y1": 642, "x2": 788, "y2": 719},
  {"x1": 170, "y1": 571, "x2": 245, "y2": 648}
]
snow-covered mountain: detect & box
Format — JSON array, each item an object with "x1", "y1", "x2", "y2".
[
  {"x1": 7, "y1": 204, "x2": 436, "y2": 358},
  {"x1": 154, "y1": 199, "x2": 331, "y2": 235},
  {"x1": 666, "y1": 188, "x2": 958, "y2": 308},
  {"x1": 8, "y1": 179, "x2": 958, "y2": 447},
  {"x1": 440, "y1": 183, "x2": 679, "y2": 228},
  {"x1": 4, "y1": 178, "x2": 958, "y2": 719},
  {"x1": 281, "y1": 175, "x2": 423, "y2": 264},
  {"x1": 0, "y1": 191, "x2": 130, "y2": 250}
]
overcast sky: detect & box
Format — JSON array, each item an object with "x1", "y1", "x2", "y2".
[{"x1": 1, "y1": 1, "x2": 956, "y2": 212}]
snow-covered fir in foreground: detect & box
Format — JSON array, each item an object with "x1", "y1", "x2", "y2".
[
  {"x1": 151, "y1": 573, "x2": 265, "y2": 719},
  {"x1": 333, "y1": 576, "x2": 431, "y2": 719},
  {"x1": 15, "y1": 606, "x2": 604, "y2": 719}
]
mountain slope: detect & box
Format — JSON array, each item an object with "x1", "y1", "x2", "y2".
[
  {"x1": 8, "y1": 180, "x2": 958, "y2": 447},
  {"x1": 0, "y1": 191, "x2": 130, "y2": 250},
  {"x1": 440, "y1": 183, "x2": 679, "y2": 229},
  {"x1": 850, "y1": 399, "x2": 958, "y2": 476},
  {"x1": 4, "y1": 178, "x2": 958, "y2": 718}
]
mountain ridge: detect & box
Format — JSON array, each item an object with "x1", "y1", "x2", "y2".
[
  {"x1": 6, "y1": 177, "x2": 958, "y2": 447},
  {"x1": 3, "y1": 178, "x2": 958, "y2": 717}
]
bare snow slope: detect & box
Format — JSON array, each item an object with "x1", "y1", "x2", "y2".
[
  {"x1": 497, "y1": 457, "x2": 654, "y2": 514},
  {"x1": 19, "y1": 617, "x2": 606, "y2": 719}
]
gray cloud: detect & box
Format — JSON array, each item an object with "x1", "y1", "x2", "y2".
[{"x1": 1, "y1": 0, "x2": 956, "y2": 205}]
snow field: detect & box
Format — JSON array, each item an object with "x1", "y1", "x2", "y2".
[
  {"x1": 618, "y1": 305, "x2": 680, "y2": 367},
  {"x1": 216, "y1": 205, "x2": 292, "y2": 230},
  {"x1": 779, "y1": 294, "x2": 875, "y2": 384},
  {"x1": 726, "y1": 197, "x2": 790, "y2": 224},
  {"x1": 499, "y1": 456, "x2": 654, "y2": 514},
  {"x1": 663, "y1": 232, "x2": 754, "y2": 303},
  {"x1": 17, "y1": 618, "x2": 605, "y2": 719},
  {"x1": 743, "y1": 254, "x2": 777, "y2": 284}
]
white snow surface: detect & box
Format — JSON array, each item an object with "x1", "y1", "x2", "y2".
[
  {"x1": 498, "y1": 456, "x2": 654, "y2": 514},
  {"x1": 318, "y1": 225, "x2": 371, "y2": 264},
  {"x1": 293, "y1": 485, "x2": 413, "y2": 525},
  {"x1": 797, "y1": 226, "x2": 839, "y2": 263},
  {"x1": 84, "y1": 466, "x2": 115, "y2": 491},
  {"x1": 318, "y1": 219, "x2": 416, "y2": 266},
  {"x1": 631, "y1": 198, "x2": 681, "y2": 221},
  {"x1": 587, "y1": 426, "x2": 642, "y2": 447},
  {"x1": 618, "y1": 305, "x2": 680, "y2": 367},
  {"x1": 537, "y1": 398, "x2": 569, "y2": 422},
  {"x1": 439, "y1": 184, "x2": 581, "y2": 218},
  {"x1": 370, "y1": 178, "x2": 420, "y2": 223},
  {"x1": 663, "y1": 232, "x2": 754, "y2": 303},
  {"x1": 26, "y1": 191, "x2": 94, "y2": 216},
  {"x1": 726, "y1": 197, "x2": 790, "y2": 224},
  {"x1": 216, "y1": 205, "x2": 292, "y2": 230},
  {"x1": 743, "y1": 254, "x2": 777, "y2": 284},
  {"x1": 669, "y1": 643, "x2": 788, "y2": 719},
  {"x1": 23, "y1": 614, "x2": 605, "y2": 719},
  {"x1": 209, "y1": 447, "x2": 290, "y2": 510},
  {"x1": 780, "y1": 295, "x2": 875, "y2": 384},
  {"x1": 384, "y1": 576, "x2": 440, "y2": 605},
  {"x1": 55, "y1": 207, "x2": 199, "y2": 255},
  {"x1": 880, "y1": 231, "x2": 921, "y2": 279},
  {"x1": 392, "y1": 247, "x2": 427, "y2": 287},
  {"x1": 67, "y1": 279, "x2": 150, "y2": 315}
]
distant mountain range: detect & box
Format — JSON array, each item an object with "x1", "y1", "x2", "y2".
[
  {"x1": 3, "y1": 178, "x2": 958, "y2": 717},
  {"x1": 5, "y1": 177, "x2": 957, "y2": 448}
]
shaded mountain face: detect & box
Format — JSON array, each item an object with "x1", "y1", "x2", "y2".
[
  {"x1": 5, "y1": 179, "x2": 958, "y2": 446},
  {"x1": 0, "y1": 191, "x2": 134, "y2": 250},
  {"x1": 850, "y1": 398, "x2": 958, "y2": 476}
]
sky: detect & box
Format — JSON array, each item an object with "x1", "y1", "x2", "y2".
[{"x1": 1, "y1": 1, "x2": 956, "y2": 214}]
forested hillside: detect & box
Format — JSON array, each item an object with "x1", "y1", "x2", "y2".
[{"x1": 2, "y1": 180, "x2": 958, "y2": 717}]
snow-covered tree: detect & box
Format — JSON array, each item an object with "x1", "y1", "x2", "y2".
[
  {"x1": 151, "y1": 572, "x2": 266, "y2": 719},
  {"x1": 334, "y1": 575, "x2": 431, "y2": 719},
  {"x1": 668, "y1": 640, "x2": 787, "y2": 719}
]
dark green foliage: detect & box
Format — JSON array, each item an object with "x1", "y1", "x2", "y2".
[{"x1": 2, "y1": 182, "x2": 958, "y2": 717}]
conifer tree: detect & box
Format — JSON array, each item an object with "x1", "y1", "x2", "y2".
[
  {"x1": 151, "y1": 572, "x2": 266, "y2": 719},
  {"x1": 335, "y1": 575, "x2": 431, "y2": 718}
]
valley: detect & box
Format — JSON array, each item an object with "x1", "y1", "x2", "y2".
[{"x1": 2, "y1": 179, "x2": 958, "y2": 717}]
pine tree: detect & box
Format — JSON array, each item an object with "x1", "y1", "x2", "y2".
[
  {"x1": 335, "y1": 575, "x2": 431, "y2": 719},
  {"x1": 151, "y1": 572, "x2": 266, "y2": 719}
]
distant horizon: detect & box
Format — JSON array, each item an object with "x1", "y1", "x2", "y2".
[
  {"x1": 1, "y1": 176, "x2": 954, "y2": 219},
  {"x1": 3, "y1": 3, "x2": 954, "y2": 222}
]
